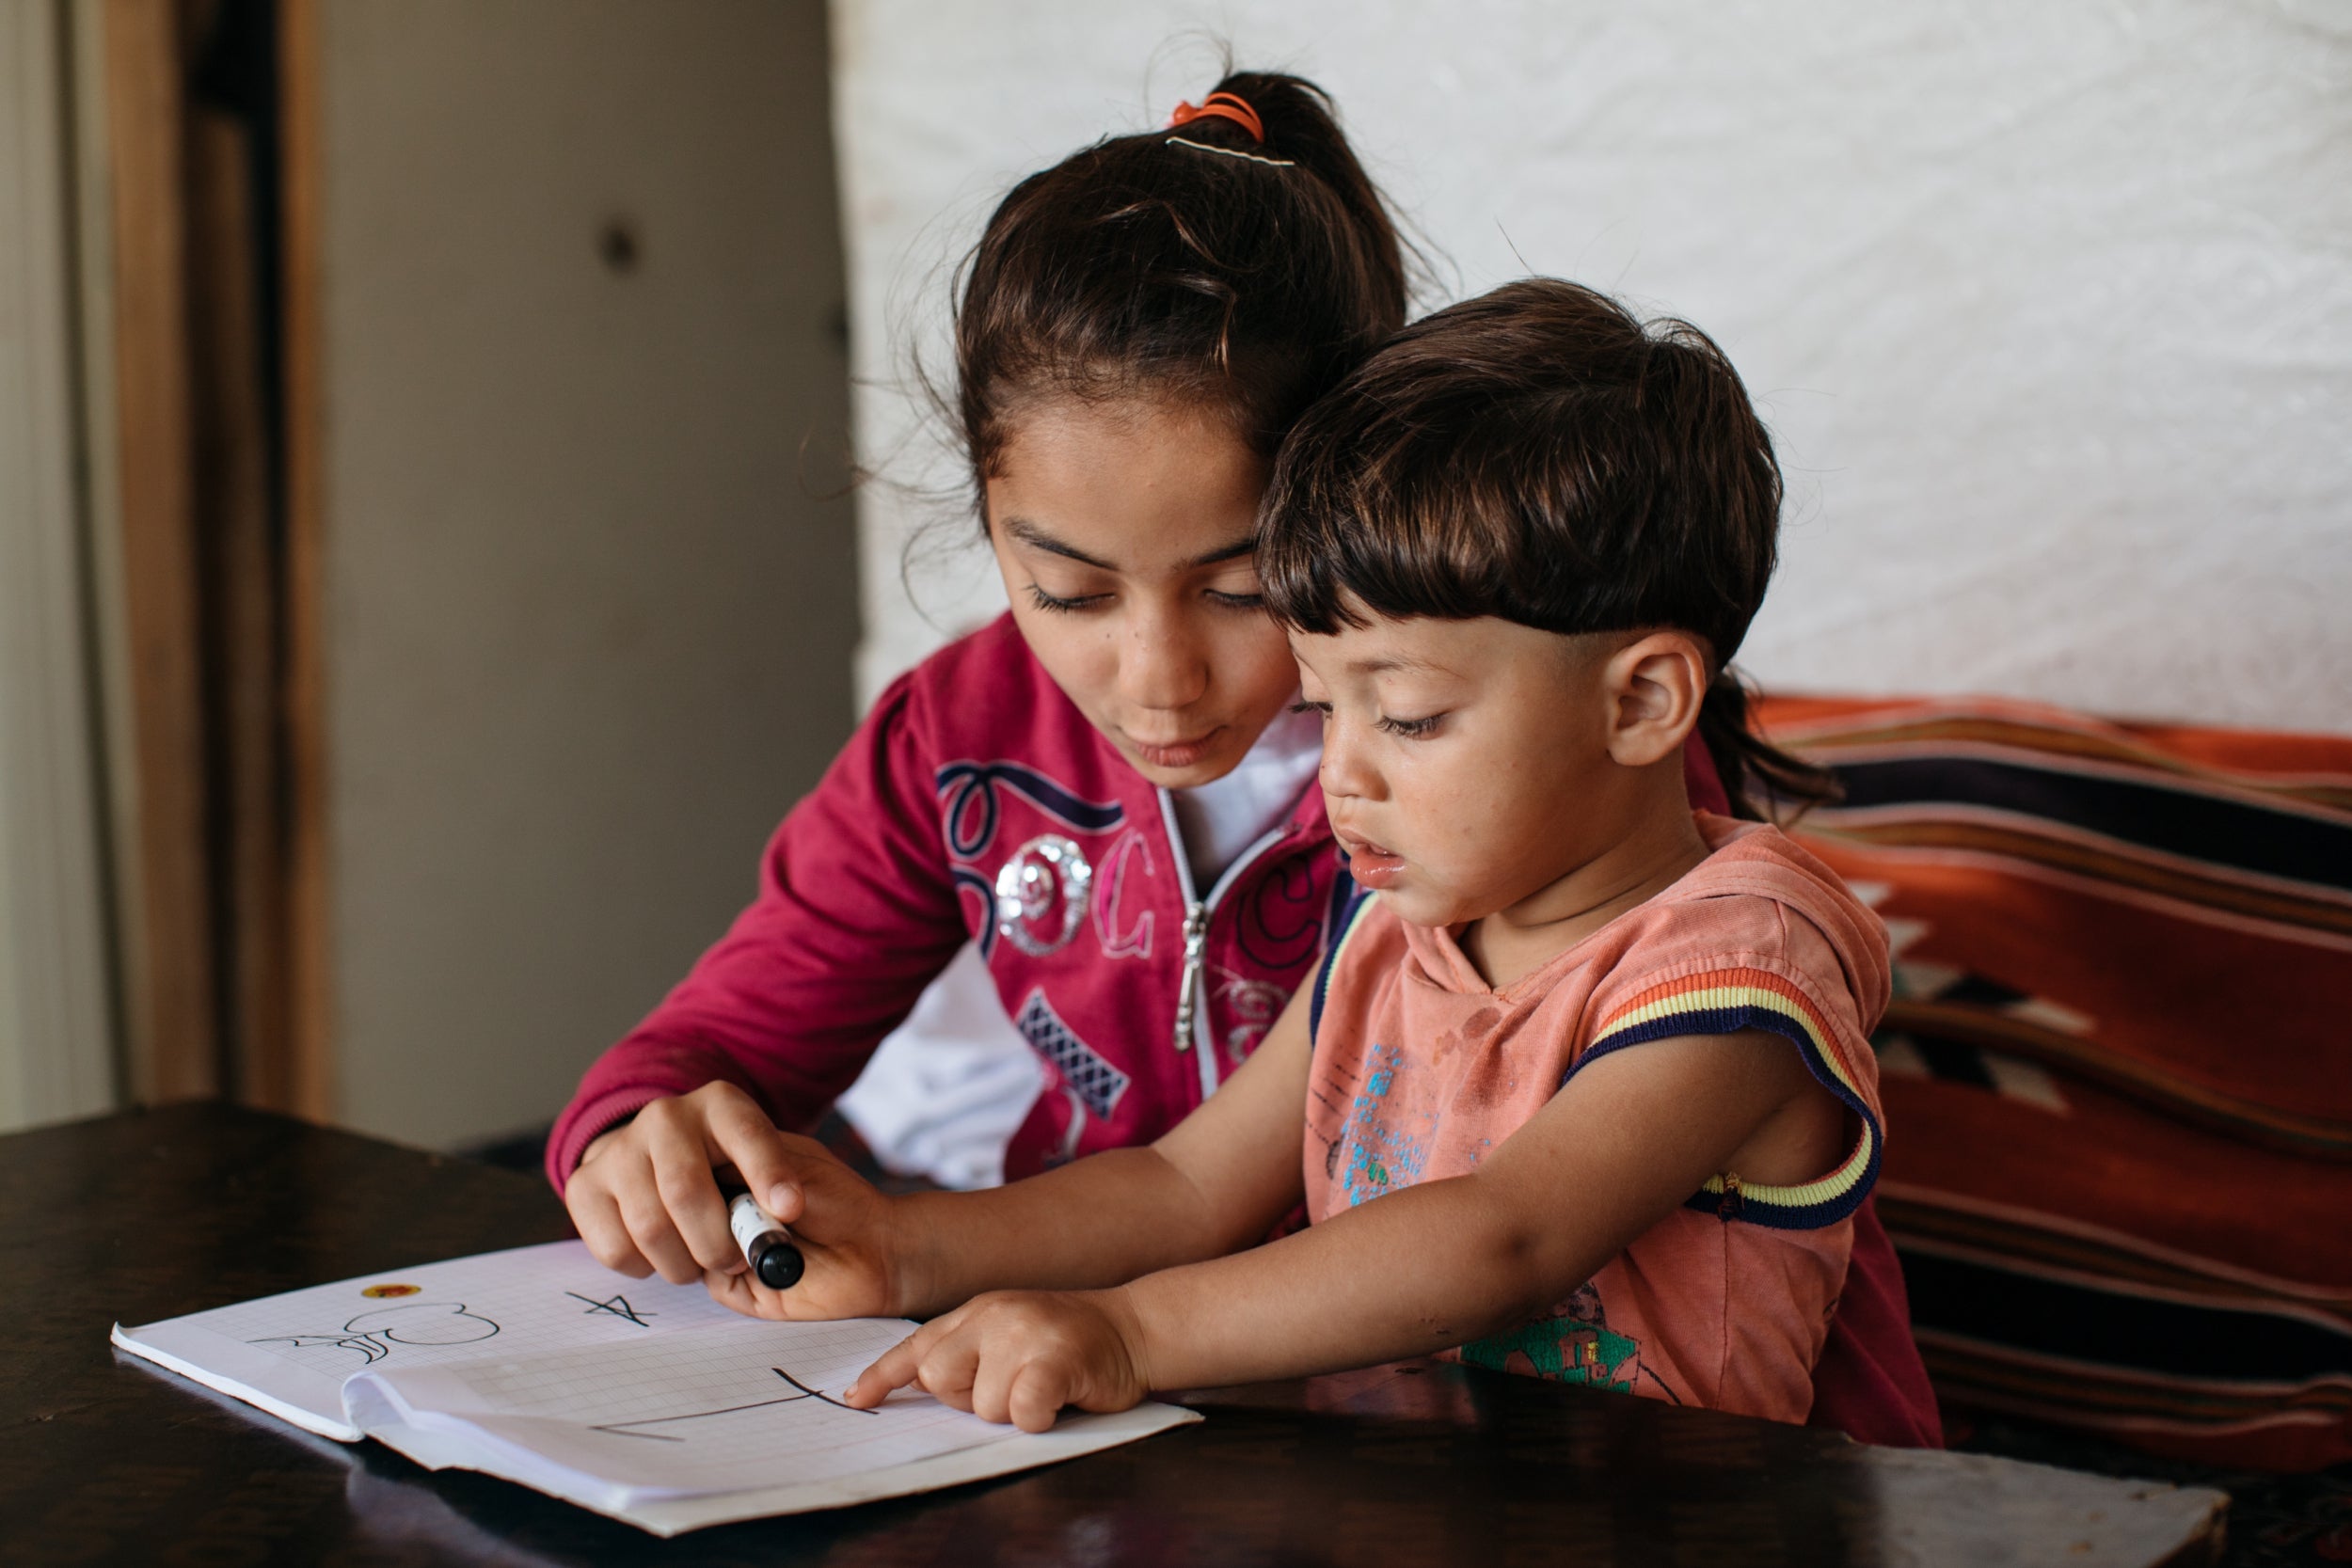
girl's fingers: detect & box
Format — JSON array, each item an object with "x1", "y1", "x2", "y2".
[
  {"x1": 567, "y1": 1180, "x2": 654, "y2": 1278},
  {"x1": 702, "y1": 1268, "x2": 762, "y2": 1318},
  {"x1": 693, "y1": 1086, "x2": 808, "y2": 1222},
  {"x1": 648, "y1": 1136, "x2": 741, "y2": 1275},
  {"x1": 614, "y1": 1182, "x2": 702, "y2": 1285}
]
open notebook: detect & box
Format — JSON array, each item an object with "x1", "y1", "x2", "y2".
[{"x1": 111, "y1": 1240, "x2": 1196, "y2": 1536}]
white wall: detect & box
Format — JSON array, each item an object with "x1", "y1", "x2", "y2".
[
  {"x1": 0, "y1": 0, "x2": 119, "y2": 1132},
  {"x1": 321, "y1": 0, "x2": 857, "y2": 1148},
  {"x1": 834, "y1": 0, "x2": 2352, "y2": 734}
]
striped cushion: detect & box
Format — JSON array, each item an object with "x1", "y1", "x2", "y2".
[{"x1": 1762, "y1": 695, "x2": 2352, "y2": 1472}]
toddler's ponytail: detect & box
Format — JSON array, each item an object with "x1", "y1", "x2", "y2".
[{"x1": 1695, "y1": 669, "x2": 1841, "y2": 822}]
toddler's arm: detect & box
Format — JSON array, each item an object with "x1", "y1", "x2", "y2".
[
  {"x1": 847, "y1": 1025, "x2": 1840, "y2": 1429},
  {"x1": 597, "y1": 987, "x2": 1322, "y2": 1322}
]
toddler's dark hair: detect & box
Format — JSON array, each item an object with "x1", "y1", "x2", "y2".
[
  {"x1": 952, "y1": 71, "x2": 1409, "y2": 485},
  {"x1": 1260, "y1": 278, "x2": 1836, "y2": 817}
]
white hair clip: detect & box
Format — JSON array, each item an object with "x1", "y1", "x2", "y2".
[{"x1": 1165, "y1": 135, "x2": 1296, "y2": 167}]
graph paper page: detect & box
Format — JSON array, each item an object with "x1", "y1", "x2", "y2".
[
  {"x1": 347, "y1": 1317, "x2": 1015, "y2": 1503},
  {"x1": 114, "y1": 1240, "x2": 744, "y2": 1437}
]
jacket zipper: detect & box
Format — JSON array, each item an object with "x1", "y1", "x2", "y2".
[{"x1": 1156, "y1": 789, "x2": 1292, "y2": 1103}]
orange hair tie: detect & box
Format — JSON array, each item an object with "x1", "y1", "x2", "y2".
[{"x1": 1167, "y1": 91, "x2": 1265, "y2": 145}]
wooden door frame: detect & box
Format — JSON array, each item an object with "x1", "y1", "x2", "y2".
[{"x1": 86, "y1": 0, "x2": 331, "y2": 1119}]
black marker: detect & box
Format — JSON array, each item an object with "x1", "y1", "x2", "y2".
[{"x1": 727, "y1": 1193, "x2": 805, "y2": 1290}]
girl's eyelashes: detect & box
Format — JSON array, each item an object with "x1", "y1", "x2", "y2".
[
  {"x1": 1027, "y1": 584, "x2": 1261, "y2": 613},
  {"x1": 1288, "y1": 700, "x2": 1331, "y2": 717},
  {"x1": 1025, "y1": 583, "x2": 1107, "y2": 614}
]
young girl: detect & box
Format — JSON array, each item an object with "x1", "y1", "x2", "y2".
[
  {"x1": 552, "y1": 76, "x2": 1933, "y2": 1443},
  {"x1": 713, "y1": 279, "x2": 1913, "y2": 1433}
]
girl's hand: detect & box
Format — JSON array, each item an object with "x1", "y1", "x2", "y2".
[
  {"x1": 843, "y1": 1289, "x2": 1152, "y2": 1433},
  {"x1": 564, "y1": 1081, "x2": 908, "y2": 1320}
]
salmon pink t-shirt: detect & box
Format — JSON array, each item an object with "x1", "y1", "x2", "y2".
[{"x1": 1302, "y1": 814, "x2": 1892, "y2": 1423}]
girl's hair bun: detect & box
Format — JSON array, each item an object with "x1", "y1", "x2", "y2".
[{"x1": 950, "y1": 70, "x2": 1409, "y2": 483}]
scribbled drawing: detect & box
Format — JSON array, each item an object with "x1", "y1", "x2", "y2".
[
  {"x1": 591, "y1": 1367, "x2": 877, "y2": 1441},
  {"x1": 249, "y1": 1302, "x2": 501, "y2": 1366},
  {"x1": 565, "y1": 1291, "x2": 655, "y2": 1326}
]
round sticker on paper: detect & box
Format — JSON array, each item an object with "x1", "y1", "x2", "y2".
[{"x1": 359, "y1": 1283, "x2": 422, "y2": 1299}]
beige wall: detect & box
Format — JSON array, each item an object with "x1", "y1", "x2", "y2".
[{"x1": 320, "y1": 0, "x2": 857, "y2": 1148}]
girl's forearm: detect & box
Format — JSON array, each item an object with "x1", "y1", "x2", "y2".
[
  {"x1": 892, "y1": 1146, "x2": 1263, "y2": 1318},
  {"x1": 1114, "y1": 1173, "x2": 1575, "y2": 1391}
]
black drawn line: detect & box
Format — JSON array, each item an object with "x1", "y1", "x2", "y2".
[
  {"x1": 592, "y1": 1393, "x2": 808, "y2": 1441},
  {"x1": 566, "y1": 1291, "x2": 655, "y2": 1326},
  {"x1": 771, "y1": 1365, "x2": 876, "y2": 1414},
  {"x1": 591, "y1": 1366, "x2": 877, "y2": 1441},
  {"x1": 249, "y1": 1303, "x2": 501, "y2": 1366}
]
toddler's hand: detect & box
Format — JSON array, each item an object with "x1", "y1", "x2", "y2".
[
  {"x1": 843, "y1": 1289, "x2": 1151, "y2": 1433},
  {"x1": 564, "y1": 1082, "x2": 902, "y2": 1320}
]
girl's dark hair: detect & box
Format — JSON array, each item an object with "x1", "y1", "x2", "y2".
[
  {"x1": 1260, "y1": 277, "x2": 1837, "y2": 819},
  {"x1": 953, "y1": 71, "x2": 1409, "y2": 481}
]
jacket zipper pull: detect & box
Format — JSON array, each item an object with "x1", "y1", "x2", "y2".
[{"x1": 1174, "y1": 901, "x2": 1207, "y2": 1053}]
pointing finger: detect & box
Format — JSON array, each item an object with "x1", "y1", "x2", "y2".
[{"x1": 847, "y1": 1333, "x2": 924, "y2": 1409}]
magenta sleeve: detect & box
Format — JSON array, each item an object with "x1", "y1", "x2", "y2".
[{"x1": 544, "y1": 673, "x2": 970, "y2": 1193}]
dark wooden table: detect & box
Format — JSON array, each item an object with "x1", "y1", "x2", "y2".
[{"x1": 3, "y1": 1103, "x2": 2226, "y2": 1565}]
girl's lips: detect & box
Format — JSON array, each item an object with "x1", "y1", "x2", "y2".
[{"x1": 1130, "y1": 729, "x2": 1222, "y2": 769}]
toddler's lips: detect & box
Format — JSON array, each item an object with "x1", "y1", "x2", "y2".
[{"x1": 1339, "y1": 833, "x2": 1406, "y2": 889}]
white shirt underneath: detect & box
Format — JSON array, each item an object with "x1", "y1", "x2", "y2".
[
  {"x1": 1169, "y1": 701, "x2": 1324, "y2": 894},
  {"x1": 837, "y1": 705, "x2": 1326, "y2": 1187}
]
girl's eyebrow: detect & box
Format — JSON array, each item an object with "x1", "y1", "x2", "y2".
[
  {"x1": 1003, "y1": 518, "x2": 1116, "y2": 570},
  {"x1": 1004, "y1": 517, "x2": 1256, "y2": 572},
  {"x1": 1184, "y1": 537, "x2": 1259, "y2": 568}
]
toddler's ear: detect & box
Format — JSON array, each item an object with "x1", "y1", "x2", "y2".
[{"x1": 1602, "y1": 632, "x2": 1708, "y2": 767}]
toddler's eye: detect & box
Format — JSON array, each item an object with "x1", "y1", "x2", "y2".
[
  {"x1": 1288, "y1": 700, "x2": 1331, "y2": 719},
  {"x1": 1377, "y1": 713, "x2": 1443, "y2": 738}
]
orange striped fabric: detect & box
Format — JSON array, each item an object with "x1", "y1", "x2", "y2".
[{"x1": 1761, "y1": 694, "x2": 2352, "y2": 1471}]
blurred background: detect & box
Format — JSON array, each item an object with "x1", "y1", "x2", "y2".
[{"x1": 1, "y1": 0, "x2": 2346, "y2": 1152}]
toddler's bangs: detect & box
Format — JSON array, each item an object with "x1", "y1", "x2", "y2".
[
  {"x1": 1260, "y1": 406, "x2": 1597, "y2": 637},
  {"x1": 1259, "y1": 278, "x2": 1779, "y2": 664}
]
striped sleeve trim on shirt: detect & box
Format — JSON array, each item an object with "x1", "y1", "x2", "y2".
[{"x1": 1569, "y1": 966, "x2": 1883, "y2": 1230}]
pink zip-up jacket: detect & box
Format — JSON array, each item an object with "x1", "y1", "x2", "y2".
[
  {"x1": 548, "y1": 614, "x2": 1348, "y2": 1186},
  {"x1": 547, "y1": 613, "x2": 1939, "y2": 1447}
]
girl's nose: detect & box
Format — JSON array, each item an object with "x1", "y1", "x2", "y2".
[{"x1": 1119, "y1": 599, "x2": 1210, "y2": 713}]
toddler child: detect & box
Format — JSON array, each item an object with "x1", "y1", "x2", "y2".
[{"x1": 679, "y1": 277, "x2": 1900, "y2": 1432}]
